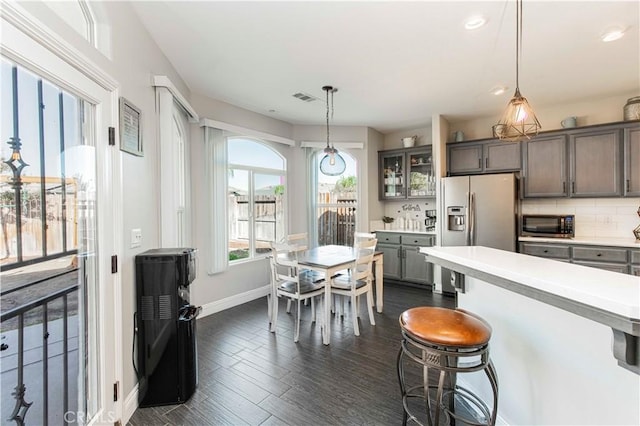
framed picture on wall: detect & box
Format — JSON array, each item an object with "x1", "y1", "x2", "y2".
[{"x1": 119, "y1": 97, "x2": 143, "y2": 156}]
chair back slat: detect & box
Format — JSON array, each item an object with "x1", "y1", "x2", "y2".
[
  {"x1": 351, "y1": 238, "x2": 377, "y2": 282},
  {"x1": 287, "y1": 232, "x2": 308, "y2": 252}
]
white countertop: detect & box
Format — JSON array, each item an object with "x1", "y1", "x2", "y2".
[
  {"x1": 373, "y1": 229, "x2": 437, "y2": 235},
  {"x1": 420, "y1": 245, "x2": 640, "y2": 320},
  {"x1": 519, "y1": 236, "x2": 640, "y2": 248}
]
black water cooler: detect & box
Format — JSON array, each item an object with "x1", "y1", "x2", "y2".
[{"x1": 135, "y1": 248, "x2": 200, "y2": 407}]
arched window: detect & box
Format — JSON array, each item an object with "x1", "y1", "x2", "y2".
[
  {"x1": 43, "y1": 0, "x2": 96, "y2": 46},
  {"x1": 228, "y1": 138, "x2": 286, "y2": 262}
]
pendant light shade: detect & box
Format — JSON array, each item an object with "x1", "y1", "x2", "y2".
[
  {"x1": 319, "y1": 85, "x2": 346, "y2": 176},
  {"x1": 320, "y1": 145, "x2": 346, "y2": 176},
  {"x1": 494, "y1": 0, "x2": 541, "y2": 141}
]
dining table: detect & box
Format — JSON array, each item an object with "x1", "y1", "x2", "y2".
[{"x1": 295, "y1": 244, "x2": 384, "y2": 345}]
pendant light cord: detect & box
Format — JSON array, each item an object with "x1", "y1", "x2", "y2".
[
  {"x1": 325, "y1": 88, "x2": 330, "y2": 149},
  {"x1": 324, "y1": 86, "x2": 336, "y2": 150},
  {"x1": 515, "y1": 0, "x2": 522, "y2": 91}
]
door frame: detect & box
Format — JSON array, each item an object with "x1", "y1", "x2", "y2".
[{"x1": 2, "y1": 2, "x2": 123, "y2": 423}]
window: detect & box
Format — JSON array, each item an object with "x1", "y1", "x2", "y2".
[
  {"x1": 44, "y1": 0, "x2": 96, "y2": 46},
  {"x1": 313, "y1": 150, "x2": 358, "y2": 246},
  {"x1": 227, "y1": 138, "x2": 285, "y2": 262},
  {"x1": 1, "y1": 59, "x2": 88, "y2": 268}
]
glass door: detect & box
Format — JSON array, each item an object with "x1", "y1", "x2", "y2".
[
  {"x1": 408, "y1": 148, "x2": 435, "y2": 198},
  {"x1": 1, "y1": 13, "x2": 119, "y2": 421},
  {"x1": 0, "y1": 58, "x2": 105, "y2": 424},
  {"x1": 380, "y1": 151, "x2": 406, "y2": 199}
]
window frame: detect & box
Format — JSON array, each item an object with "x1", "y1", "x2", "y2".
[{"x1": 227, "y1": 137, "x2": 287, "y2": 264}]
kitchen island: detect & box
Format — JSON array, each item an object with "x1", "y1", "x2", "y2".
[{"x1": 420, "y1": 245, "x2": 640, "y2": 425}]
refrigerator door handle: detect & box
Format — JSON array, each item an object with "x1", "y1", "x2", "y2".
[
  {"x1": 465, "y1": 191, "x2": 472, "y2": 245},
  {"x1": 469, "y1": 192, "x2": 476, "y2": 245}
]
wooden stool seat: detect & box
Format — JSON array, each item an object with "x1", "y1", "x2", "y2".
[{"x1": 400, "y1": 306, "x2": 492, "y2": 347}]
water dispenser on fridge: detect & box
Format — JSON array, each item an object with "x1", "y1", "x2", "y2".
[{"x1": 447, "y1": 206, "x2": 466, "y2": 232}]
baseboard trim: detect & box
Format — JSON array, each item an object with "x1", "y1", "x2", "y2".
[
  {"x1": 199, "y1": 285, "x2": 270, "y2": 318},
  {"x1": 122, "y1": 383, "x2": 138, "y2": 425}
]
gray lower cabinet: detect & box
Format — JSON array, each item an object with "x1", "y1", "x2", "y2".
[
  {"x1": 377, "y1": 243, "x2": 402, "y2": 280},
  {"x1": 519, "y1": 241, "x2": 635, "y2": 274},
  {"x1": 631, "y1": 250, "x2": 640, "y2": 277},
  {"x1": 520, "y1": 242, "x2": 570, "y2": 259},
  {"x1": 377, "y1": 232, "x2": 435, "y2": 285}
]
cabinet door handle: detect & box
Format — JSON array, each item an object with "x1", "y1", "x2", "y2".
[
  {"x1": 543, "y1": 249, "x2": 549, "y2": 253},
  {"x1": 597, "y1": 253, "x2": 602, "y2": 257},
  {"x1": 563, "y1": 181, "x2": 566, "y2": 193},
  {"x1": 627, "y1": 179, "x2": 630, "y2": 193},
  {"x1": 486, "y1": 157, "x2": 489, "y2": 169},
  {"x1": 397, "y1": 248, "x2": 402, "y2": 258},
  {"x1": 572, "y1": 181, "x2": 575, "y2": 194},
  {"x1": 478, "y1": 158, "x2": 482, "y2": 169}
]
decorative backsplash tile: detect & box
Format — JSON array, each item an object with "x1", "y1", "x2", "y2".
[{"x1": 521, "y1": 198, "x2": 640, "y2": 238}]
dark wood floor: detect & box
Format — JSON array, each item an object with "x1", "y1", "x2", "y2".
[{"x1": 128, "y1": 283, "x2": 456, "y2": 426}]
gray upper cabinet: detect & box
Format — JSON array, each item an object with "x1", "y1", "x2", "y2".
[
  {"x1": 448, "y1": 140, "x2": 520, "y2": 175},
  {"x1": 484, "y1": 141, "x2": 521, "y2": 172},
  {"x1": 447, "y1": 120, "x2": 638, "y2": 198},
  {"x1": 624, "y1": 127, "x2": 640, "y2": 196},
  {"x1": 523, "y1": 135, "x2": 568, "y2": 198},
  {"x1": 569, "y1": 128, "x2": 622, "y2": 197},
  {"x1": 448, "y1": 143, "x2": 483, "y2": 174},
  {"x1": 379, "y1": 146, "x2": 434, "y2": 200}
]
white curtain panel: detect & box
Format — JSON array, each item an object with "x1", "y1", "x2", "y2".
[{"x1": 205, "y1": 127, "x2": 229, "y2": 274}]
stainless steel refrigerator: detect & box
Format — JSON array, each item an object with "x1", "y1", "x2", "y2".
[{"x1": 440, "y1": 173, "x2": 518, "y2": 292}]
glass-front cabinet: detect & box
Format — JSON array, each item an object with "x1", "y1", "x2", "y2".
[{"x1": 379, "y1": 146, "x2": 435, "y2": 200}]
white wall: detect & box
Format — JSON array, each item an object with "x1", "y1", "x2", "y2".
[
  {"x1": 18, "y1": 0, "x2": 195, "y2": 403},
  {"x1": 383, "y1": 125, "x2": 432, "y2": 150},
  {"x1": 447, "y1": 92, "x2": 638, "y2": 141},
  {"x1": 522, "y1": 198, "x2": 640, "y2": 239},
  {"x1": 191, "y1": 93, "x2": 294, "y2": 141},
  {"x1": 366, "y1": 128, "x2": 385, "y2": 231}
]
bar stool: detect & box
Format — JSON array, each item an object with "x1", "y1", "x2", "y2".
[{"x1": 397, "y1": 307, "x2": 498, "y2": 426}]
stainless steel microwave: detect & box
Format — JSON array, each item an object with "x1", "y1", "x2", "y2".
[{"x1": 521, "y1": 215, "x2": 575, "y2": 238}]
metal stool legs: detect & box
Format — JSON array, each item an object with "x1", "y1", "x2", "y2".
[{"x1": 397, "y1": 334, "x2": 498, "y2": 426}]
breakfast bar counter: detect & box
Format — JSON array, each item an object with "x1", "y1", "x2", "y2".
[{"x1": 420, "y1": 245, "x2": 640, "y2": 425}]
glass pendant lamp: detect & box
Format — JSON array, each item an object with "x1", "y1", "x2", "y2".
[{"x1": 319, "y1": 85, "x2": 346, "y2": 176}]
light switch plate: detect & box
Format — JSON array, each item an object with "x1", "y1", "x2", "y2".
[{"x1": 131, "y1": 228, "x2": 142, "y2": 248}]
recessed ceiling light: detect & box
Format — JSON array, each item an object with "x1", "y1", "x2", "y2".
[
  {"x1": 465, "y1": 16, "x2": 487, "y2": 30},
  {"x1": 601, "y1": 27, "x2": 625, "y2": 42},
  {"x1": 490, "y1": 86, "x2": 508, "y2": 96}
]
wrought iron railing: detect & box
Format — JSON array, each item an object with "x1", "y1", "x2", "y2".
[{"x1": 1, "y1": 279, "x2": 78, "y2": 425}]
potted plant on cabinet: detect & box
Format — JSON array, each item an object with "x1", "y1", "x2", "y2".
[{"x1": 382, "y1": 216, "x2": 394, "y2": 230}]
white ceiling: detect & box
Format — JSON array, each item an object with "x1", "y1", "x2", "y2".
[{"x1": 131, "y1": 1, "x2": 640, "y2": 134}]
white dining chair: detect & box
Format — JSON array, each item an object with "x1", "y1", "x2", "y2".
[
  {"x1": 269, "y1": 242, "x2": 325, "y2": 342},
  {"x1": 284, "y1": 232, "x2": 324, "y2": 311},
  {"x1": 353, "y1": 231, "x2": 376, "y2": 242},
  {"x1": 330, "y1": 238, "x2": 377, "y2": 336}
]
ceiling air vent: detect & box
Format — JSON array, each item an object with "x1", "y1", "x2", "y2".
[{"x1": 292, "y1": 92, "x2": 318, "y2": 103}]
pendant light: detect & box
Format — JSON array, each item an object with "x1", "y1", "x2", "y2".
[
  {"x1": 493, "y1": 0, "x2": 541, "y2": 141},
  {"x1": 319, "y1": 85, "x2": 346, "y2": 176}
]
